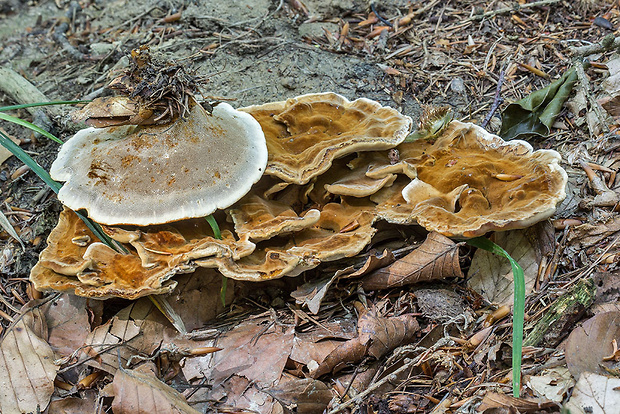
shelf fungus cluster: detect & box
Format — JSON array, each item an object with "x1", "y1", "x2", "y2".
[{"x1": 31, "y1": 93, "x2": 568, "y2": 299}]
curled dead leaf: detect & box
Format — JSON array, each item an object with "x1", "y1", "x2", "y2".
[
  {"x1": 311, "y1": 303, "x2": 419, "y2": 378},
  {"x1": 361, "y1": 232, "x2": 463, "y2": 290}
]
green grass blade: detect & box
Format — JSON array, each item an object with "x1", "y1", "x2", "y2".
[
  {"x1": 0, "y1": 129, "x2": 126, "y2": 254},
  {"x1": 0, "y1": 112, "x2": 63, "y2": 144},
  {"x1": 0, "y1": 129, "x2": 62, "y2": 192},
  {"x1": 0, "y1": 100, "x2": 86, "y2": 112},
  {"x1": 205, "y1": 214, "x2": 222, "y2": 239},
  {"x1": 205, "y1": 215, "x2": 227, "y2": 305},
  {"x1": 467, "y1": 236, "x2": 525, "y2": 398}
]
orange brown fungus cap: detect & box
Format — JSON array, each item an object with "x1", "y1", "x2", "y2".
[
  {"x1": 374, "y1": 121, "x2": 568, "y2": 238},
  {"x1": 30, "y1": 208, "x2": 256, "y2": 299},
  {"x1": 241, "y1": 92, "x2": 412, "y2": 185}
]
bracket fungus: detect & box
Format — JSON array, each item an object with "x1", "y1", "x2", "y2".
[
  {"x1": 32, "y1": 89, "x2": 568, "y2": 300},
  {"x1": 241, "y1": 92, "x2": 412, "y2": 185},
  {"x1": 374, "y1": 121, "x2": 568, "y2": 238},
  {"x1": 51, "y1": 102, "x2": 267, "y2": 226}
]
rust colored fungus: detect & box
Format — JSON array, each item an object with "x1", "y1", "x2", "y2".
[
  {"x1": 241, "y1": 92, "x2": 412, "y2": 185},
  {"x1": 30, "y1": 209, "x2": 255, "y2": 299},
  {"x1": 197, "y1": 202, "x2": 377, "y2": 281},
  {"x1": 374, "y1": 121, "x2": 567, "y2": 238}
]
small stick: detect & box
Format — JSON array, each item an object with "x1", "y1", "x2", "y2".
[
  {"x1": 52, "y1": 1, "x2": 88, "y2": 61},
  {"x1": 569, "y1": 33, "x2": 619, "y2": 57},
  {"x1": 326, "y1": 338, "x2": 452, "y2": 414},
  {"x1": 480, "y1": 69, "x2": 505, "y2": 129},
  {"x1": 370, "y1": 3, "x2": 393, "y2": 28},
  {"x1": 465, "y1": 0, "x2": 560, "y2": 22}
]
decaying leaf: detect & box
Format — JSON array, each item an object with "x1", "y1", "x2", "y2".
[
  {"x1": 44, "y1": 294, "x2": 97, "y2": 358},
  {"x1": 361, "y1": 232, "x2": 463, "y2": 290},
  {"x1": 565, "y1": 311, "x2": 620, "y2": 378},
  {"x1": 312, "y1": 303, "x2": 419, "y2": 378},
  {"x1": 564, "y1": 372, "x2": 620, "y2": 414},
  {"x1": 500, "y1": 68, "x2": 577, "y2": 140},
  {"x1": 525, "y1": 366, "x2": 574, "y2": 403},
  {"x1": 112, "y1": 365, "x2": 200, "y2": 414},
  {"x1": 468, "y1": 228, "x2": 539, "y2": 305},
  {"x1": 291, "y1": 249, "x2": 395, "y2": 314},
  {"x1": 0, "y1": 303, "x2": 58, "y2": 413},
  {"x1": 47, "y1": 393, "x2": 98, "y2": 414},
  {"x1": 477, "y1": 392, "x2": 557, "y2": 412},
  {"x1": 265, "y1": 377, "x2": 333, "y2": 414}
]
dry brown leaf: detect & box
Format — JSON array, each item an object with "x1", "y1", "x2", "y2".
[
  {"x1": 266, "y1": 377, "x2": 332, "y2": 414},
  {"x1": 478, "y1": 392, "x2": 557, "y2": 412},
  {"x1": 44, "y1": 294, "x2": 93, "y2": 358},
  {"x1": 565, "y1": 311, "x2": 620, "y2": 378},
  {"x1": 292, "y1": 250, "x2": 395, "y2": 314},
  {"x1": 0, "y1": 304, "x2": 58, "y2": 413},
  {"x1": 112, "y1": 367, "x2": 200, "y2": 414},
  {"x1": 361, "y1": 232, "x2": 463, "y2": 290},
  {"x1": 47, "y1": 391, "x2": 98, "y2": 413},
  {"x1": 468, "y1": 228, "x2": 539, "y2": 305},
  {"x1": 311, "y1": 303, "x2": 419, "y2": 378},
  {"x1": 564, "y1": 372, "x2": 620, "y2": 414}
]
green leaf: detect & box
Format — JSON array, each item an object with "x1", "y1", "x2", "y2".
[
  {"x1": 467, "y1": 236, "x2": 525, "y2": 398},
  {"x1": 0, "y1": 112, "x2": 63, "y2": 144},
  {"x1": 499, "y1": 68, "x2": 577, "y2": 141},
  {"x1": 0, "y1": 100, "x2": 86, "y2": 112}
]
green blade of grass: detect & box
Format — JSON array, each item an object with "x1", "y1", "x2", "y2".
[
  {"x1": 467, "y1": 236, "x2": 525, "y2": 398},
  {"x1": 0, "y1": 100, "x2": 87, "y2": 112},
  {"x1": 205, "y1": 214, "x2": 222, "y2": 240},
  {"x1": 0, "y1": 129, "x2": 62, "y2": 192},
  {"x1": 0, "y1": 129, "x2": 126, "y2": 254},
  {"x1": 0, "y1": 112, "x2": 63, "y2": 144},
  {"x1": 205, "y1": 215, "x2": 228, "y2": 306}
]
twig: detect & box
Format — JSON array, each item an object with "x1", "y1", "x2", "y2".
[
  {"x1": 574, "y1": 60, "x2": 611, "y2": 134},
  {"x1": 569, "y1": 33, "x2": 619, "y2": 57},
  {"x1": 465, "y1": 0, "x2": 560, "y2": 22},
  {"x1": 52, "y1": 1, "x2": 88, "y2": 61},
  {"x1": 327, "y1": 337, "x2": 452, "y2": 414},
  {"x1": 480, "y1": 69, "x2": 505, "y2": 129},
  {"x1": 370, "y1": 3, "x2": 393, "y2": 28}
]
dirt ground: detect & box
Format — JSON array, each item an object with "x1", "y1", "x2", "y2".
[{"x1": 1, "y1": 0, "x2": 620, "y2": 413}]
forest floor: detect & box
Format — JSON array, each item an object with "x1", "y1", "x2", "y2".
[{"x1": 0, "y1": 0, "x2": 619, "y2": 413}]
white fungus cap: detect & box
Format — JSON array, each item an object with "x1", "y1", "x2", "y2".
[{"x1": 51, "y1": 102, "x2": 267, "y2": 226}]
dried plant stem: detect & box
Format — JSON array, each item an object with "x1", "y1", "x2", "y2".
[
  {"x1": 574, "y1": 61, "x2": 611, "y2": 134},
  {"x1": 569, "y1": 33, "x2": 620, "y2": 57},
  {"x1": 481, "y1": 69, "x2": 505, "y2": 129},
  {"x1": 327, "y1": 338, "x2": 452, "y2": 414},
  {"x1": 466, "y1": 0, "x2": 560, "y2": 22}
]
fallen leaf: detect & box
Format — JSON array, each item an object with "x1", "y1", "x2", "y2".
[
  {"x1": 312, "y1": 303, "x2": 419, "y2": 378},
  {"x1": 47, "y1": 391, "x2": 97, "y2": 413},
  {"x1": 44, "y1": 294, "x2": 93, "y2": 358},
  {"x1": 0, "y1": 303, "x2": 58, "y2": 413},
  {"x1": 292, "y1": 250, "x2": 394, "y2": 314},
  {"x1": 477, "y1": 392, "x2": 557, "y2": 412},
  {"x1": 362, "y1": 232, "x2": 463, "y2": 290},
  {"x1": 468, "y1": 229, "x2": 539, "y2": 305},
  {"x1": 500, "y1": 67, "x2": 577, "y2": 140},
  {"x1": 524, "y1": 366, "x2": 574, "y2": 403},
  {"x1": 112, "y1": 366, "x2": 200, "y2": 414},
  {"x1": 565, "y1": 311, "x2": 620, "y2": 378},
  {"x1": 564, "y1": 372, "x2": 620, "y2": 414},
  {"x1": 266, "y1": 377, "x2": 332, "y2": 414}
]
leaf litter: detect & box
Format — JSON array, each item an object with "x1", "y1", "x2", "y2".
[{"x1": 1, "y1": 0, "x2": 620, "y2": 412}]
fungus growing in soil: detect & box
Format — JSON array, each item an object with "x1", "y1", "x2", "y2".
[{"x1": 51, "y1": 101, "x2": 267, "y2": 226}]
